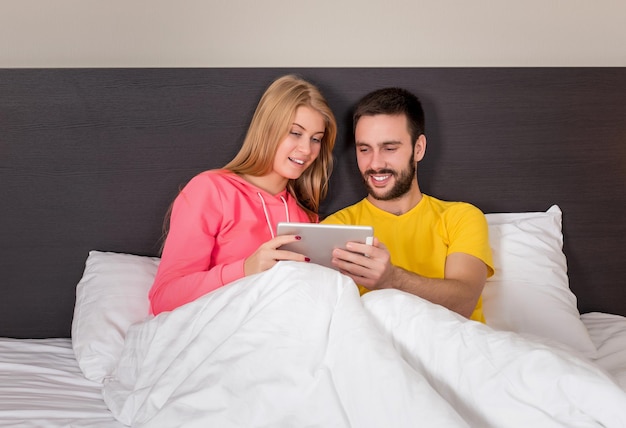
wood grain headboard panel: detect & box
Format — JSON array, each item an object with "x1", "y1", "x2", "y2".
[{"x1": 1, "y1": 68, "x2": 625, "y2": 338}]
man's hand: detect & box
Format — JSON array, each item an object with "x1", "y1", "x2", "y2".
[
  {"x1": 331, "y1": 237, "x2": 487, "y2": 319},
  {"x1": 331, "y1": 238, "x2": 396, "y2": 290}
]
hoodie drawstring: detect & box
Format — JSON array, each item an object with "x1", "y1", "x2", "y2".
[{"x1": 257, "y1": 192, "x2": 290, "y2": 239}]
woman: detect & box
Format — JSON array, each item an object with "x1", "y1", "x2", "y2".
[{"x1": 149, "y1": 75, "x2": 337, "y2": 314}]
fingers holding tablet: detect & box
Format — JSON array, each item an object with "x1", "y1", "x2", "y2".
[{"x1": 276, "y1": 222, "x2": 374, "y2": 270}]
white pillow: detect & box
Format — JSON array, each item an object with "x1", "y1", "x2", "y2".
[
  {"x1": 72, "y1": 250, "x2": 160, "y2": 382},
  {"x1": 482, "y1": 205, "x2": 597, "y2": 357}
]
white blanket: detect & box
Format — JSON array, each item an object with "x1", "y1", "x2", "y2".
[{"x1": 103, "y1": 262, "x2": 626, "y2": 427}]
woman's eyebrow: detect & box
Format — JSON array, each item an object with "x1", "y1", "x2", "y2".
[{"x1": 292, "y1": 122, "x2": 325, "y2": 134}]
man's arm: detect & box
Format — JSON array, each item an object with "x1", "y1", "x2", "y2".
[{"x1": 331, "y1": 239, "x2": 487, "y2": 319}]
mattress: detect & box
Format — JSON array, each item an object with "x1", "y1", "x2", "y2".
[
  {"x1": 582, "y1": 312, "x2": 626, "y2": 391},
  {"x1": 0, "y1": 338, "x2": 123, "y2": 428}
]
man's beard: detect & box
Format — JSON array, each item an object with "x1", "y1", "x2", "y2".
[{"x1": 362, "y1": 155, "x2": 416, "y2": 201}]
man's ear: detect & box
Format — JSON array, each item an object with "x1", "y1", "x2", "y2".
[{"x1": 414, "y1": 134, "x2": 427, "y2": 162}]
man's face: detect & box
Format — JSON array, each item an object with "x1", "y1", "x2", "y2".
[{"x1": 354, "y1": 114, "x2": 421, "y2": 201}]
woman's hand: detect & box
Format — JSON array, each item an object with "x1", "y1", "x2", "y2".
[{"x1": 244, "y1": 234, "x2": 309, "y2": 276}]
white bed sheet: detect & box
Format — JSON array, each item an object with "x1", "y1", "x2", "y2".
[
  {"x1": 583, "y1": 312, "x2": 626, "y2": 390},
  {"x1": 0, "y1": 338, "x2": 123, "y2": 428},
  {"x1": 1, "y1": 298, "x2": 625, "y2": 428},
  {"x1": 101, "y1": 262, "x2": 626, "y2": 427}
]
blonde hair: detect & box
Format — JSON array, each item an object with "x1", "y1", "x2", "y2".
[
  {"x1": 224, "y1": 74, "x2": 336, "y2": 220},
  {"x1": 160, "y1": 75, "x2": 336, "y2": 252}
]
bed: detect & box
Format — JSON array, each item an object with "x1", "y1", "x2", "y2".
[{"x1": 1, "y1": 68, "x2": 626, "y2": 427}]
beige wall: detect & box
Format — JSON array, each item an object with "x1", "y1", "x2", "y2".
[{"x1": 1, "y1": 0, "x2": 625, "y2": 67}]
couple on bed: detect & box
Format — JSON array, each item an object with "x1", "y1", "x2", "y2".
[
  {"x1": 108, "y1": 75, "x2": 626, "y2": 427},
  {"x1": 149, "y1": 74, "x2": 494, "y2": 322}
]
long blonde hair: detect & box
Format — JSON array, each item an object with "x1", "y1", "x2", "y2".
[
  {"x1": 224, "y1": 74, "x2": 336, "y2": 220},
  {"x1": 160, "y1": 75, "x2": 336, "y2": 252}
]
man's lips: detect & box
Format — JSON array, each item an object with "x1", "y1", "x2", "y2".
[
  {"x1": 371, "y1": 174, "x2": 391, "y2": 182},
  {"x1": 366, "y1": 171, "x2": 394, "y2": 186}
]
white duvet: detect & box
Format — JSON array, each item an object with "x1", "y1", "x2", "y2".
[{"x1": 103, "y1": 262, "x2": 626, "y2": 427}]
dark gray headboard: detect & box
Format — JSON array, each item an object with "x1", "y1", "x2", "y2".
[{"x1": 2, "y1": 68, "x2": 625, "y2": 338}]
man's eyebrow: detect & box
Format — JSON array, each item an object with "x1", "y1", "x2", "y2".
[{"x1": 356, "y1": 140, "x2": 401, "y2": 146}]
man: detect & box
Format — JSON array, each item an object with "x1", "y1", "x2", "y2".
[{"x1": 322, "y1": 87, "x2": 494, "y2": 322}]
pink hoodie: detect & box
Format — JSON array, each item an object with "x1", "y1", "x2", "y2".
[{"x1": 149, "y1": 169, "x2": 314, "y2": 314}]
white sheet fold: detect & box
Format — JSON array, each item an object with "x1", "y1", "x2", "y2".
[
  {"x1": 103, "y1": 262, "x2": 626, "y2": 427},
  {"x1": 363, "y1": 289, "x2": 626, "y2": 427}
]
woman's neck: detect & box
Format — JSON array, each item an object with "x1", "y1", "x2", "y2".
[{"x1": 240, "y1": 173, "x2": 288, "y2": 196}]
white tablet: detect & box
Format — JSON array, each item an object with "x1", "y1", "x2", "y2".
[{"x1": 277, "y1": 222, "x2": 374, "y2": 270}]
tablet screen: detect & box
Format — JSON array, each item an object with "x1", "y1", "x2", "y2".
[{"x1": 277, "y1": 222, "x2": 374, "y2": 270}]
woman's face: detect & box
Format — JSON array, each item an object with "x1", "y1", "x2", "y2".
[{"x1": 272, "y1": 106, "x2": 325, "y2": 181}]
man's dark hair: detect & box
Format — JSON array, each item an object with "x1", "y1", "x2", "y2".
[{"x1": 353, "y1": 87, "x2": 425, "y2": 144}]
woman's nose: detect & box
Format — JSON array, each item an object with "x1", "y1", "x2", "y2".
[{"x1": 297, "y1": 139, "x2": 312, "y2": 154}]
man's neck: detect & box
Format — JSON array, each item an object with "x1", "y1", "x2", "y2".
[{"x1": 367, "y1": 185, "x2": 423, "y2": 216}]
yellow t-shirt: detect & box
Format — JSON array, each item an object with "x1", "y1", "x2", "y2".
[{"x1": 322, "y1": 195, "x2": 494, "y2": 322}]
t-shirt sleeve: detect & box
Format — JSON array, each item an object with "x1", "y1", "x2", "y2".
[
  {"x1": 321, "y1": 213, "x2": 345, "y2": 225},
  {"x1": 321, "y1": 206, "x2": 356, "y2": 225},
  {"x1": 148, "y1": 173, "x2": 246, "y2": 314},
  {"x1": 444, "y1": 203, "x2": 495, "y2": 277}
]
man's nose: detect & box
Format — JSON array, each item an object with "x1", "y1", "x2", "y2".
[{"x1": 369, "y1": 151, "x2": 386, "y2": 170}]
